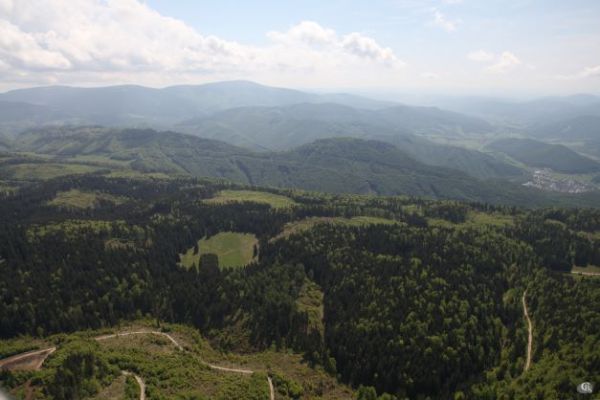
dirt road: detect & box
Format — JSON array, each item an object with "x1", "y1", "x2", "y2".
[
  {"x1": 122, "y1": 370, "x2": 146, "y2": 400},
  {"x1": 522, "y1": 289, "x2": 533, "y2": 372},
  {"x1": 0, "y1": 347, "x2": 56, "y2": 371},
  {"x1": 96, "y1": 330, "x2": 274, "y2": 400}
]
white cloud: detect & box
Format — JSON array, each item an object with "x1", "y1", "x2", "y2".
[
  {"x1": 579, "y1": 65, "x2": 600, "y2": 78},
  {"x1": 467, "y1": 50, "x2": 522, "y2": 74},
  {"x1": 431, "y1": 9, "x2": 460, "y2": 32},
  {"x1": 557, "y1": 65, "x2": 600, "y2": 80},
  {"x1": 420, "y1": 72, "x2": 440, "y2": 79},
  {"x1": 487, "y1": 51, "x2": 521, "y2": 73},
  {"x1": 267, "y1": 22, "x2": 404, "y2": 68},
  {"x1": 467, "y1": 50, "x2": 495, "y2": 62},
  {"x1": 0, "y1": 1, "x2": 404, "y2": 88}
]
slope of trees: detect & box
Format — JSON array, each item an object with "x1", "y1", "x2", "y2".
[{"x1": 0, "y1": 175, "x2": 598, "y2": 399}]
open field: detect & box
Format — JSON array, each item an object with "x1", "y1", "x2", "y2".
[
  {"x1": 274, "y1": 216, "x2": 399, "y2": 240},
  {"x1": 428, "y1": 210, "x2": 515, "y2": 229},
  {"x1": 571, "y1": 265, "x2": 600, "y2": 276},
  {"x1": 205, "y1": 190, "x2": 297, "y2": 209},
  {"x1": 0, "y1": 162, "x2": 102, "y2": 180},
  {"x1": 48, "y1": 189, "x2": 128, "y2": 209},
  {"x1": 179, "y1": 232, "x2": 258, "y2": 269}
]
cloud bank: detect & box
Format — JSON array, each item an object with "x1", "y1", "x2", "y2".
[{"x1": 0, "y1": 0, "x2": 404, "y2": 88}]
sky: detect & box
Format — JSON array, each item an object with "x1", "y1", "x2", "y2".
[{"x1": 0, "y1": 0, "x2": 599, "y2": 96}]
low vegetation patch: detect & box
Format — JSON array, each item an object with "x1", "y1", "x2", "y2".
[
  {"x1": 48, "y1": 189, "x2": 128, "y2": 209},
  {"x1": 179, "y1": 232, "x2": 258, "y2": 269},
  {"x1": 205, "y1": 189, "x2": 296, "y2": 209}
]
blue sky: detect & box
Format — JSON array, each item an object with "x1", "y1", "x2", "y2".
[{"x1": 1, "y1": 0, "x2": 599, "y2": 95}]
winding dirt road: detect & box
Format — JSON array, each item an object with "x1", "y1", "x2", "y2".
[
  {"x1": 522, "y1": 289, "x2": 533, "y2": 372},
  {"x1": 571, "y1": 271, "x2": 600, "y2": 277},
  {"x1": 0, "y1": 330, "x2": 275, "y2": 400},
  {"x1": 95, "y1": 330, "x2": 274, "y2": 400},
  {"x1": 0, "y1": 347, "x2": 56, "y2": 371},
  {"x1": 122, "y1": 370, "x2": 146, "y2": 400}
]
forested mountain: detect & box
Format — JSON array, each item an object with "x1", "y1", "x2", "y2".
[
  {"x1": 0, "y1": 81, "x2": 393, "y2": 134},
  {"x1": 431, "y1": 94, "x2": 600, "y2": 126},
  {"x1": 531, "y1": 115, "x2": 600, "y2": 141},
  {"x1": 178, "y1": 102, "x2": 493, "y2": 149},
  {"x1": 0, "y1": 175, "x2": 598, "y2": 399},
  {"x1": 9, "y1": 126, "x2": 599, "y2": 206},
  {"x1": 177, "y1": 102, "x2": 510, "y2": 178},
  {"x1": 487, "y1": 137, "x2": 600, "y2": 173}
]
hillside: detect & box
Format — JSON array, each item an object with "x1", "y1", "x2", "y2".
[
  {"x1": 8, "y1": 126, "x2": 600, "y2": 207},
  {"x1": 179, "y1": 102, "x2": 494, "y2": 147},
  {"x1": 432, "y1": 95, "x2": 600, "y2": 126},
  {"x1": 178, "y1": 103, "x2": 514, "y2": 179},
  {"x1": 531, "y1": 115, "x2": 600, "y2": 141},
  {"x1": 0, "y1": 176, "x2": 598, "y2": 399},
  {"x1": 487, "y1": 137, "x2": 600, "y2": 173},
  {"x1": 0, "y1": 81, "x2": 392, "y2": 134}
]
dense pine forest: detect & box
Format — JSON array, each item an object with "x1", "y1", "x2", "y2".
[{"x1": 0, "y1": 174, "x2": 599, "y2": 399}]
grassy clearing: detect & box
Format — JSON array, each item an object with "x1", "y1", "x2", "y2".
[
  {"x1": 90, "y1": 375, "x2": 127, "y2": 400},
  {"x1": 26, "y1": 220, "x2": 129, "y2": 241},
  {"x1": 0, "y1": 163, "x2": 101, "y2": 180},
  {"x1": 48, "y1": 189, "x2": 128, "y2": 209},
  {"x1": 205, "y1": 190, "x2": 296, "y2": 209},
  {"x1": 428, "y1": 210, "x2": 514, "y2": 229},
  {"x1": 179, "y1": 232, "x2": 258, "y2": 269},
  {"x1": 274, "y1": 216, "x2": 399, "y2": 240},
  {"x1": 571, "y1": 265, "x2": 600, "y2": 275},
  {"x1": 296, "y1": 279, "x2": 324, "y2": 336}
]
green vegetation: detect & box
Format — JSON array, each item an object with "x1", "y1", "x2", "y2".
[
  {"x1": 572, "y1": 265, "x2": 600, "y2": 274},
  {"x1": 487, "y1": 137, "x2": 600, "y2": 173},
  {"x1": 0, "y1": 322, "x2": 355, "y2": 399},
  {"x1": 206, "y1": 189, "x2": 296, "y2": 209},
  {"x1": 179, "y1": 232, "x2": 258, "y2": 269},
  {"x1": 0, "y1": 175, "x2": 598, "y2": 399},
  {"x1": 0, "y1": 162, "x2": 101, "y2": 180},
  {"x1": 275, "y1": 216, "x2": 399, "y2": 240},
  {"x1": 7, "y1": 126, "x2": 600, "y2": 207},
  {"x1": 48, "y1": 189, "x2": 127, "y2": 209}
]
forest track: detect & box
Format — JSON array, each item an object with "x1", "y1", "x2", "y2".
[
  {"x1": 268, "y1": 376, "x2": 275, "y2": 400},
  {"x1": 96, "y1": 330, "x2": 274, "y2": 400},
  {"x1": 522, "y1": 289, "x2": 533, "y2": 372},
  {"x1": 0, "y1": 347, "x2": 56, "y2": 371},
  {"x1": 571, "y1": 271, "x2": 600, "y2": 276},
  {"x1": 122, "y1": 370, "x2": 145, "y2": 400}
]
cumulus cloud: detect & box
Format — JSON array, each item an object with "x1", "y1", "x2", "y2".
[
  {"x1": 557, "y1": 65, "x2": 600, "y2": 80},
  {"x1": 420, "y1": 72, "x2": 440, "y2": 79},
  {"x1": 431, "y1": 9, "x2": 460, "y2": 32},
  {"x1": 467, "y1": 50, "x2": 522, "y2": 73},
  {"x1": 0, "y1": 1, "x2": 404, "y2": 88},
  {"x1": 267, "y1": 21, "x2": 404, "y2": 67},
  {"x1": 487, "y1": 51, "x2": 521, "y2": 73},
  {"x1": 467, "y1": 50, "x2": 495, "y2": 62},
  {"x1": 579, "y1": 65, "x2": 600, "y2": 78}
]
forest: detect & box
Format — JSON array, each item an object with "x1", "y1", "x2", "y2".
[{"x1": 0, "y1": 174, "x2": 599, "y2": 399}]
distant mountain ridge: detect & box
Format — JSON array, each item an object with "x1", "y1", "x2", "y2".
[
  {"x1": 0, "y1": 81, "x2": 394, "y2": 132},
  {"x1": 10, "y1": 126, "x2": 598, "y2": 206},
  {"x1": 487, "y1": 137, "x2": 600, "y2": 173}
]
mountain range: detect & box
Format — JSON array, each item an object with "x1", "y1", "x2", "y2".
[{"x1": 6, "y1": 126, "x2": 599, "y2": 207}]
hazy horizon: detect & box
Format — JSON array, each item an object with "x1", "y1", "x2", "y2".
[{"x1": 1, "y1": 0, "x2": 600, "y2": 96}]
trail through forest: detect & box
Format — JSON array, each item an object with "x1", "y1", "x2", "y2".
[
  {"x1": 0, "y1": 347, "x2": 56, "y2": 371},
  {"x1": 122, "y1": 370, "x2": 146, "y2": 400},
  {"x1": 0, "y1": 330, "x2": 275, "y2": 400},
  {"x1": 95, "y1": 330, "x2": 273, "y2": 399},
  {"x1": 522, "y1": 290, "x2": 533, "y2": 372}
]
